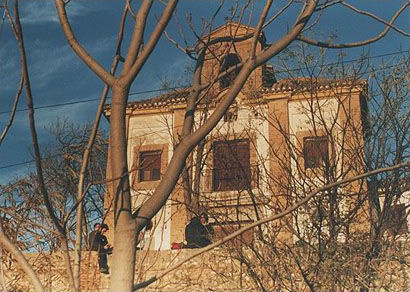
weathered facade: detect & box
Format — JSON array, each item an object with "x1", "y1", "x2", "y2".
[
  {"x1": 103, "y1": 22, "x2": 368, "y2": 251},
  {"x1": 4, "y1": 22, "x2": 409, "y2": 292}
]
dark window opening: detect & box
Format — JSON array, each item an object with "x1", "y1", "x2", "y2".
[
  {"x1": 223, "y1": 106, "x2": 238, "y2": 122},
  {"x1": 213, "y1": 139, "x2": 251, "y2": 191},
  {"x1": 219, "y1": 53, "x2": 241, "y2": 89},
  {"x1": 262, "y1": 63, "x2": 276, "y2": 87},
  {"x1": 139, "y1": 150, "x2": 161, "y2": 182},
  {"x1": 386, "y1": 204, "x2": 408, "y2": 236},
  {"x1": 303, "y1": 136, "x2": 329, "y2": 169}
]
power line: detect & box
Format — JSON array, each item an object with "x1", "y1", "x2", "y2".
[
  {"x1": 274, "y1": 49, "x2": 409, "y2": 74},
  {"x1": 0, "y1": 51, "x2": 408, "y2": 172},
  {"x1": 0, "y1": 87, "x2": 185, "y2": 115},
  {"x1": 0, "y1": 124, "x2": 183, "y2": 171},
  {"x1": 0, "y1": 153, "x2": 61, "y2": 171},
  {"x1": 0, "y1": 50, "x2": 408, "y2": 116},
  {"x1": 1, "y1": 159, "x2": 37, "y2": 170}
]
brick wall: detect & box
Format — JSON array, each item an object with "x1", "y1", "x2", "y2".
[
  {"x1": 3, "y1": 249, "x2": 256, "y2": 292},
  {"x1": 3, "y1": 247, "x2": 409, "y2": 291}
]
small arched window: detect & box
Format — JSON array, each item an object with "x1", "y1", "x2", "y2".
[{"x1": 219, "y1": 53, "x2": 241, "y2": 89}]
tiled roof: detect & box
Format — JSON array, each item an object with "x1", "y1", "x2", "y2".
[
  {"x1": 262, "y1": 77, "x2": 366, "y2": 94},
  {"x1": 104, "y1": 77, "x2": 366, "y2": 112},
  {"x1": 201, "y1": 21, "x2": 256, "y2": 40},
  {"x1": 125, "y1": 89, "x2": 190, "y2": 110}
]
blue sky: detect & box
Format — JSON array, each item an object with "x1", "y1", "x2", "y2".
[{"x1": 0, "y1": 0, "x2": 409, "y2": 185}]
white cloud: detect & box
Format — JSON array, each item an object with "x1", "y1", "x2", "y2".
[
  {"x1": 36, "y1": 99, "x2": 98, "y2": 128},
  {"x1": 26, "y1": 34, "x2": 114, "y2": 89},
  {"x1": 20, "y1": 1, "x2": 97, "y2": 24},
  {"x1": 8, "y1": 93, "x2": 99, "y2": 134},
  {"x1": 20, "y1": 2, "x2": 59, "y2": 24},
  {"x1": 0, "y1": 41, "x2": 21, "y2": 92}
]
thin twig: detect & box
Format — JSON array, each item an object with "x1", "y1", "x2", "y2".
[
  {"x1": 0, "y1": 77, "x2": 23, "y2": 146},
  {"x1": 133, "y1": 160, "x2": 409, "y2": 290},
  {"x1": 298, "y1": 1, "x2": 410, "y2": 48}
]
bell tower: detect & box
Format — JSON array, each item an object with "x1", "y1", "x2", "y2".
[{"x1": 200, "y1": 21, "x2": 266, "y2": 93}]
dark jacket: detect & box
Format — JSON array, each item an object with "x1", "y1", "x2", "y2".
[
  {"x1": 88, "y1": 230, "x2": 100, "y2": 251},
  {"x1": 185, "y1": 217, "x2": 212, "y2": 248},
  {"x1": 95, "y1": 232, "x2": 110, "y2": 254}
]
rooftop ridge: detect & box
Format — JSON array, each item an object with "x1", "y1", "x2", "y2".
[{"x1": 103, "y1": 77, "x2": 366, "y2": 112}]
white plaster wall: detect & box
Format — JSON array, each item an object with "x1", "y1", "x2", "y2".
[
  {"x1": 247, "y1": 104, "x2": 271, "y2": 217},
  {"x1": 128, "y1": 112, "x2": 174, "y2": 250},
  {"x1": 196, "y1": 102, "x2": 268, "y2": 215},
  {"x1": 288, "y1": 98, "x2": 340, "y2": 239},
  {"x1": 379, "y1": 190, "x2": 410, "y2": 241},
  {"x1": 400, "y1": 191, "x2": 410, "y2": 237},
  {"x1": 288, "y1": 97, "x2": 341, "y2": 180},
  {"x1": 127, "y1": 101, "x2": 271, "y2": 248},
  {"x1": 128, "y1": 113, "x2": 174, "y2": 162}
]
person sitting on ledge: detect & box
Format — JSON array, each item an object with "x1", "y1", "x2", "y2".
[
  {"x1": 96, "y1": 223, "x2": 113, "y2": 274},
  {"x1": 185, "y1": 213, "x2": 214, "y2": 248},
  {"x1": 88, "y1": 222, "x2": 101, "y2": 251}
]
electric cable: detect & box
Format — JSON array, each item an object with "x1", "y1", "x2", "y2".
[
  {"x1": 0, "y1": 51, "x2": 408, "y2": 171},
  {"x1": 0, "y1": 49, "x2": 408, "y2": 116}
]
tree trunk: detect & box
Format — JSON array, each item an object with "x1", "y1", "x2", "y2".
[
  {"x1": 108, "y1": 85, "x2": 138, "y2": 291},
  {"x1": 367, "y1": 178, "x2": 381, "y2": 256},
  {"x1": 110, "y1": 213, "x2": 137, "y2": 291},
  {"x1": 0, "y1": 232, "x2": 45, "y2": 291}
]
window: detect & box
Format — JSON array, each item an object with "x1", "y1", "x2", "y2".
[
  {"x1": 303, "y1": 136, "x2": 329, "y2": 169},
  {"x1": 262, "y1": 63, "x2": 276, "y2": 88},
  {"x1": 219, "y1": 53, "x2": 241, "y2": 89},
  {"x1": 139, "y1": 150, "x2": 162, "y2": 182},
  {"x1": 213, "y1": 139, "x2": 251, "y2": 191},
  {"x1": 386, "y1": 204, "x2": 408, "y2": 236}
]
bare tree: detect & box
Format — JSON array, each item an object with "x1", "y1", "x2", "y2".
[
  {"x1": 362, "y1": 55, "x2": 410, "y2": 290},
  {"x1": 54, "y1": 1, "x2": 410, "y2": 291},
  {"x1": 1, "y1": 1, "x2": 409, "y2": 291},
  {"x1": 0, "y1": 121, "x2": 107, "y2": 291},
  {"x1": 126, "y1": 46, "x2": 409, "y2": 291},
  {"x1": 178, "y1": 49, "x2": 408, "y2": 291},
  {"x1": 2, "y1": 0, "x2": 76, "y2": 290}
]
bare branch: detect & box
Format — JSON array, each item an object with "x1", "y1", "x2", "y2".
[
  {"x1": 0, "y1": 77, "x2": 23, "y2": 146},
  {"x1": 134, "y1": 160, "x2": 410, "y2": 290},
  {"x1": 121, "y1": 0, "x2": 153, "y2": 75},
  {"x1": 13, "y1": 0, "x2": 64, "y2": 236},
  {"x1": 0, "y1": 219, "x2": 44, "y2": 292},
  {"x1": 72, "y1": 3, "x2": 129, "y2": 287},
  {"x1": 297, "y1": 1, "x2": 410, "y2": 48},
  {"x1": 315, "y1": 0, "x2": 341, "y2": 11},
  {"x1": 250, "y1": 0, "x2": 272, "y2": 58},
  {"x1": 341, "y1": 1, "x2": 410, "y2": 37},
  {"x1": 164, "y1": 30, "x2": 192, "y2": 56},
  {"x1": 126, "y1": 0, "x2": 136, "y2": 18},
  {"x1": 258, "y1": 0, "x2": 318, "y2": 64},
  {"x1": 124, "y1": 0, "x2": 179, "y2": 84},
  {"x1": 55, "y1": 0, "x2": 116, "y2": 86},
  {"x1": 11, "y1": 2, "x2": 78, "y2": 290},
  {"x1": 262, "y1": 0, "x2": 293, "y2": 29}
]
